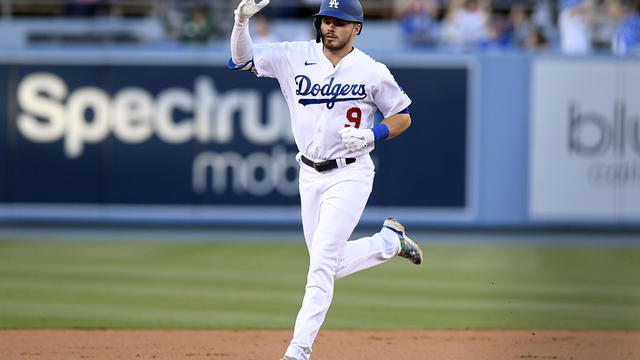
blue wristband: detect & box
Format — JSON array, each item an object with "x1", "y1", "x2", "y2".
[{"x1": 371, "y1": 124, "x2": 390, "y2": 141}]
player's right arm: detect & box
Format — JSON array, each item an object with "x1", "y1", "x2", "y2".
[{"x1": 229, "y1": 0, "x2": 269, "y2": 72}]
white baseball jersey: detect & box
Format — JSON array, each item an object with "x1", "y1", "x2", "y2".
[{"x1": 253, "y1": 40, "x2": 411, "y2": 161}]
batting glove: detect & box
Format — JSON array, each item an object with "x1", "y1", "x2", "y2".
[
  {"x1": 339, "y1": 127, "x2": 375, "y2": 152},
  {"x1": 235, "y1": 0, "x2": 270, "y2": 25}
]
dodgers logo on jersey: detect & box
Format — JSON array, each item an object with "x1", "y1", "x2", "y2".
[
  {"x1": 329, "y1": 0, "x2": 339, "y2": 8},
  {"x1": 295, "y1": 75, "x2": 366, "y2": 109}
]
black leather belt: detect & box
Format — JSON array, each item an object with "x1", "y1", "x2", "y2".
[{"x1": 301, "y1": 155, "x2": 356, "y2": 172}]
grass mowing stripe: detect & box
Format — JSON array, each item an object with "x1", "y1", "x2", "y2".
[
  {"x1": 416, "y1": 247, "x2": 640, "y2": 282},
  {"x1": 3, "y1": 274, "x2": 639, "y2": 308},
  {"x1": 3, "y1": 280, "x2": 637, "y2": 318},
  {"x1": 0, "y1": 280, "x2": 303, "y2": 304},
  {"x1": 410, "y1": 263, "x2": 640, "y2": 284},
  {"x1": 2, "y1": 244, "x2": 638, "y2": 284},
  {"x1": 330, "y1": 294, "x2": 640, "y2": 319},
  {"x1": 3, "y1": 297, "x2": 636, "y2": 330},
  {"x1": 4, "y1": 257, "x2": 638, "y2": 295},
  {"x1": 338, "y1": 280, "x2": 640, "y2": 306},
  {"x1": 0, "y1": 242, "x2": 307, "y2": 263},
  {"x1": 1, "y1": 240, "x2": 640, "y2": 329},
  {"x1": 0, "y1": 263, "x2": 306, "y2": 288},
  {"x1": 4, "y1": 278, "x2": 635, "y2": 318},
  {"x1": 0, "y1": 300, "x2": 297, "y2": 329},
  {"x1": 341, "y1": 275, "x2": 640, "y2": 298}
]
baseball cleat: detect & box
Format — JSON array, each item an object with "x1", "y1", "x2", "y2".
[
  {"x1": 280, "y1": 357, "x2": 296, "y2": 360},
  {"x1": 383, "y1": 217, "x2": 423, "y2": 265}
]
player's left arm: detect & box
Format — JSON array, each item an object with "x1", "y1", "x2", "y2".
[
  {"x1": 340, "y1": 64, "x2": 411, "y2": 151},
  {"x1": 339, "y1": 109, "x2": 410, "y2": 151},
  {"x1": 380, "y1": 111, "x2": 411, "y2": 140}
]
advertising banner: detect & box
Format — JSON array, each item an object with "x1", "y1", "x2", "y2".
[
  {"x1": 7, "y1": 65, "x2": 298, "y2": 205},
  {"x1": 0, "y1": 66, "x2": 6, "y2": 203},
  {"x1": 0, "y1": 62, "x2": 468, "y2": 220},
  {"x1": 530, "y1": 60, "x2": 640, "y2": 219}
]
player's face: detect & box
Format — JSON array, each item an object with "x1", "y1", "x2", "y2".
[{"x1": 320, "y1": 16, "x2": 360, "y2": 51}]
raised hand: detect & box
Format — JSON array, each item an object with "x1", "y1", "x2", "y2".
[{"x1": 234, "y1": 0, "x2": 270, "y2": 24}]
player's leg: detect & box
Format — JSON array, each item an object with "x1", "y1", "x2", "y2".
[
  {"x1": 334, "y1": 226, "x2": 401, "y2": 279},
  {"x1": 285, "y1": 163, "x2": 373, "y2": 360},
  {"x1": 335, "y1": 217, "x2": 423, "y2": 279},
  {"x1": 298, "y1": 164, "x2": 322, "y2": 251}
]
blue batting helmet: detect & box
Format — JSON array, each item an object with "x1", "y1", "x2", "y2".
[{"x1": 313, "y1": 0, "x2": 364, "y2": 43}]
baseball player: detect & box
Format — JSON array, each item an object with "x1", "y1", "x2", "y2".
[{"x1": 229, "y1": 0, "x2": 423, "y2": 359}]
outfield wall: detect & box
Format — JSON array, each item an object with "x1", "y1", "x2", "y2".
[{"x1": 0, "y1": 49, "x2": 638, "y2": 228}]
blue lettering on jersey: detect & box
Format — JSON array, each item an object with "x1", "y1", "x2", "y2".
[{"x1": 295, "y1": 75, "x2": 366, "y2": 109}]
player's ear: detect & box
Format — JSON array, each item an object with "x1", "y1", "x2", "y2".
[{"x1": 353, "y1": 23, "x2": 361, "y2": 35}]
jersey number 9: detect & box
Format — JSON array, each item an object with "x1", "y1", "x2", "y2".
[{"x1": 345, "y1": 107, "x2": 361, "y2": 128}]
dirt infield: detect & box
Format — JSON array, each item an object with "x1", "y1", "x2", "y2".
[{"x1": 1, "y1": 329, "x2": 638, "y2": 360}]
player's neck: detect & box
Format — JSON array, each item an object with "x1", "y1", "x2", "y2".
[{"x1": 323, "y1": 45, "x2": 354, "y2": 67}]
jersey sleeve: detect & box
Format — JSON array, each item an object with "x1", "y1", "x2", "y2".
[
  {"x1": 371, "y1": 64, "x2": 412, "y2": 119},
  {"x1": 252, "y1": 42, "x2": 291, "y2": 79}
]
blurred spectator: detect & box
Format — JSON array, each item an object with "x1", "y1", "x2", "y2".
[
  {"x1": 252, "y1": 14, "x2": 280, "y2": 44},
  {"x1": 441, "y1": 0, "x2": 491, "y2": 49},
  {"x1": 163, "y1": 6, "x2": 184, "y2": 42},
  {"x1": 508, "y1": 4, "x2": 534, "y2": 47},
  {"x1": 559, "y1": 0, "x2": 593, "y2": 54},
  {"x1": 590, "y1": 0, "x2": 626, "y2": 50},
  {"x1": 524, "y1": 25, "x2": 550, "y2": 49},
  {"x1": 180, "y1": 7, "x2": 218, "y2": 43},
  {"x1": 481, "y1": 12, "x2": 512, "y2": 49},
  {"x1": 531, "y1": 0, "x2": 555, "y2": 37},
  {"x1": 613, "y1": 0, "x2": 640, "y2": 54},
  {"x1": 399, "y1": 0, "x2": 441, "y2": 47}
]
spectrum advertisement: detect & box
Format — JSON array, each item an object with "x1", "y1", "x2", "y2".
[{"x1": 0, "y1": 63, "x2": 468, "y2": 216}]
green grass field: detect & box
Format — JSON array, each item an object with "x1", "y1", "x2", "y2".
[{"x1": 0, "y1": 237, "x2": 639, "y2": 330}]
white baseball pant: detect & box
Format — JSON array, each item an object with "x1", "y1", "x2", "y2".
[{"x1": 285, "y1": 154, "x2": 402, "y2": 360}]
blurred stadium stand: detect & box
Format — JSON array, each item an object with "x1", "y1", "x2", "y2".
[
  {"x1": 1, "y1": 0, "x2": 637, "y2": 55},
  {"x1": 0, "y1": 0, "x2": 538, "y2": 47}
]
